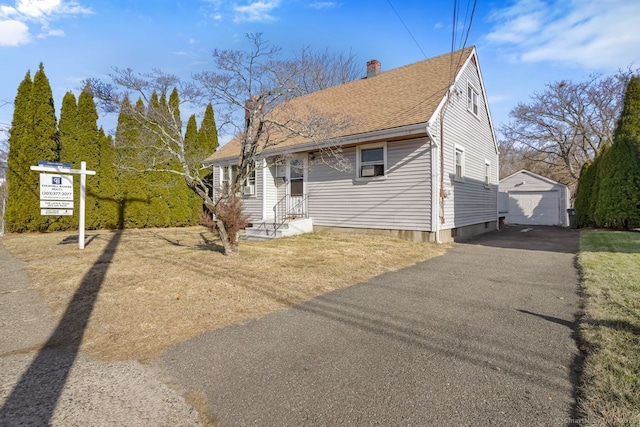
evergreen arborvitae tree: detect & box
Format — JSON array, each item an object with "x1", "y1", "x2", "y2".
[
  {"x1": 96, "y1": 128, "x2": 120, "y2": 229},
  {"x1": 5, "y1": 71, "x2": 33, "y2": 231},
  {"x1": 6, "y1": 64, "x2": 59, "y2": 231},
  {"x1": 574, "y1": 161, "x2": 596, "y2": 228},
  {"x1": 184, "y1": 114, "x2": 198, "y2": 151},
  {"x1": 195, "y1": 103, "x2": 218, "y2": 201},
  {"x1": 144, "y1": 91, "x2": 172, "y2": 227},
  {"x1": 76, "y1": 85, "x2": 101, "y2": 229},
  {"x1": 116, "y1": 97, "x2": 150, "y2": 228},
  {"x1": 168, "y1": 87, "x2": 181, "y2": 129},
  {"x1": 590, "y1": 145, "x2": 609, "y2": 227},
  {"x1": 184, "y1": 114, "x2": 204, "y2": 216},
  {"x1": 54, "y1": 91, "x2": 80, "y2": 231},
  {"x1": 594, "y1": 76, "x2": 640, "y2": 229},
  {"x1": 197, "y1": 102, "x2": 218, "y2": 159},
  {"x1": 165, "y1": 91, "x2": 198, "y2": 226}
]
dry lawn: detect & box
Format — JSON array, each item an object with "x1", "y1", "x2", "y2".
[{"x1": 2, "y1": 226, "x2": 446, "y2": 363}]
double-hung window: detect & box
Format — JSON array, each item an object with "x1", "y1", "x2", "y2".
[
  {"x1": 484, "y1": 161, "x2": 491, "y2": 187},
  {"x1": 467, "y1": 83, "x2": 479, "y2": 116},
  {"x1": 454, "y1": 145, "x2": 465, "y2": 180},
  {"x1": 358, "y1": 143, "x2": 386, "y2": 178},
  {"x1": 243, "y1": 162, "x2": 256, "y2": 195},
  {"x1": 221, "y1": 165, "x2": 236, "y2": 190}
]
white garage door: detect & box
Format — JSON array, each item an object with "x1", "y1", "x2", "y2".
[{"x1": 507, "y1": 191, "x2": 559, "y2": 225}]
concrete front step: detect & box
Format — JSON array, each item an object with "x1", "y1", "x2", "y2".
[{"x1": 242, "y1": 218, "x2": 313, "y2": 240}]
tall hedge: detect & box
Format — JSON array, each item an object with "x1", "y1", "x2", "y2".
[
  {"x1": 96, "y1": 129, "x2": 120, "y2": 229},
  {"x1": 574, "y1": 161, "x2": 595, "y2": 228},
  {"x1": 76, "y1": 85, "x2": 101, "y2": 229},
  {"x1": 54, "y1": 91, "x2": 80, "y2": 231},
  {"x1": 594, "y1": 77, "x2": 640, "y2": 229},
  {"x1": 116, "y1": 97, "x2": 150, "y2": 228},
  {"x1": 5, "y1": 64, "x2": 59, "y2": 231},
  {"x1": 5, "y1": 72, "x2": 33, "y2": 231}
]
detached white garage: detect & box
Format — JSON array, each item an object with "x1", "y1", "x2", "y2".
[{"x1": 499, "y1": 170, "x2": 570, "y2": 227}]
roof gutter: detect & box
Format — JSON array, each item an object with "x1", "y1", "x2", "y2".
[
  {"x1": 426, "y1": 121, "x2": 442, "y2": 244},
  {"x1": 204, "y1": 122, "x2": 429, "y2": 166}
]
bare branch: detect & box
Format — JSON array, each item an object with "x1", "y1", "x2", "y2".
[{"x1": 499, "y1": 68, "x2": 638, "y2": 185}]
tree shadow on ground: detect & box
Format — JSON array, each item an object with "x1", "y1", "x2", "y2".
[
  {"x1": 58, "y1": 234, "x2": 99, "y2": 246},
  {"x1": 153, "y1": 231, "x2": 225, "y2": 254}
]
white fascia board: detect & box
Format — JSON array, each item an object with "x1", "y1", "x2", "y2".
[
  {"x1": 500, "y1": 169, "x2": 568, "y2": 187},
  {"x1": 207, "y1": 122, "x2": 429, "y2": 163}
]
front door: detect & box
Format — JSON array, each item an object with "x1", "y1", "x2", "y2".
[{"x1": 288, "y1": 156, "x2": 306, "y2": 217}]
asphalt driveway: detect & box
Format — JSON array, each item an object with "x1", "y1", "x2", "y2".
[{"x1": 156, "y1": 225, "x2": 581, "y2": 426}]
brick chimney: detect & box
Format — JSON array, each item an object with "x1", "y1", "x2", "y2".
[{"x1": 366, "y1": 59, "x2": 381, "y2": 78}]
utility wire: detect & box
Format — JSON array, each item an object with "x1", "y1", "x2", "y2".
[
  {"x1": 386, "y1": 0, "x2": 427, "y2": 59},
  {"x1": 449, "y1": 0, "x2": 477, "y2": 86}
]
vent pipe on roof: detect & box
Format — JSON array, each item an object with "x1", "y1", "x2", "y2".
[{"x1": 366, "y1": 59, "x2": 381, "y2": 78}]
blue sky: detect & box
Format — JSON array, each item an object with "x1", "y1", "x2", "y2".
[{"x1": 1, "y1": 0, "x2": 640, "y2": 145}]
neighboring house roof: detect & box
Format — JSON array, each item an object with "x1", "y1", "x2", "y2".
[
  {"x1": 207, "y1": 46, "x2": 475, "y2": 163},
  {"x1": 500, "y1": 169, "x2": 569, "y2": 187}
]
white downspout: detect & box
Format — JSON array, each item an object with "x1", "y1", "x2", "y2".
[{"x1": 426, "y1": 122, "x2": 442, "y2": 244}]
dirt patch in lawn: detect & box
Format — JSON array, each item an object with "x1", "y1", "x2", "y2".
[{"x1": 2, "y1": 227, "x2": 446, "y2": 363}]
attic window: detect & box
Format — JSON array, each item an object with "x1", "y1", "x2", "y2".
[
  {"x1": 467, "y1": 83, "x2": 479, "y2": 116},
  {"x1": 357, "y1": 143, "x2": 386, "y2": 179}
]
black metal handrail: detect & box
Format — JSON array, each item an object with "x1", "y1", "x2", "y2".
[{"x1": 272, "y1": 194, "x2": 308, "y2": 236}]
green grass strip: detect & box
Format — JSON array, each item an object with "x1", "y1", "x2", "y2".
[{"x1": 577, "y1": 230, "x2": 640, "y2": 426}]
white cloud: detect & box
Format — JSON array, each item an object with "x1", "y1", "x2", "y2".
[
  {"x1": 233, "y1": 0, "x2": 280, "y2": 23},
  {"x1": 0, "y1": 0, "x2": 91, "y2": 46},
  {"x1": 308, "y1": 2, "x2": 338, "y2": 9},
  {"x1": 485, "y1": 0, "x2": 640, "y2": 69},
  {"x1": 37, "y1": 27, "x2": 63, "y2": 38},
  {"x1": 0, "y1": 18, "x2": 28, "y2": 45}
]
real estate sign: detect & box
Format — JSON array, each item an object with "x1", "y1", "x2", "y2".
[{"x1": 40, "y1": 173, "x2": 73, "y2": 215}]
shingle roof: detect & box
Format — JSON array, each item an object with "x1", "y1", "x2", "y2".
[{"x1": 207, "y1": 46, "x2": 474, "y2": 162}]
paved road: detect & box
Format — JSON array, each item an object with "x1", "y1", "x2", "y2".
[{"x1": 157, "y1": 226, "x2": 581, "y2": 426}]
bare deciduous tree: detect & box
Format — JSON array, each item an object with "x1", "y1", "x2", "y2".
[
  {"x1": 279, "y1": 46, "x2": 361, "y2": 98},
  {"x1": 89, "y1": 33, "x2": 354, "y2": 255},
  {"x1": 500, "y1": 69, "x2": 637, "y2": 184}
]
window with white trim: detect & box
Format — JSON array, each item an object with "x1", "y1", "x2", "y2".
[
  {"x1": 454, "y1": 145, "x2": 465, "y2": 180},
  {"x1": 242, "y1": 162, "x2": 256, "y2": 195},
  {"x1": 485, "y1": 161, "x2": 491, "y2": 186},
  {"x1": 221, "y1": 165, "x2": 237, "y2": 189},
  {"x1": 357, "y1": 142, "x2": 386, "y2": 178},
  {"x1": 467, "y1": 83, "x2": 479, "y2": 116}
]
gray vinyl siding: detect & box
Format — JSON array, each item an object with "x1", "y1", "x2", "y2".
[
  {"x1": 241, "y1": 163, "x2": 262, "y2": 223},
  {"x1": 440, "y1": 59, "x2": 498, "y2": 229},
  {"x1": 307, "y1": 137, "x2": 432, "y2": 231},
  {"x1": 212, "y1": 163, "x2": 262, "y2": 222},
  {"x1": 212, "y1": 165, "x2": 221, "y2": 198},
  {"x1": 264, "y1": 160, "x2": 278, "y2": 220}
]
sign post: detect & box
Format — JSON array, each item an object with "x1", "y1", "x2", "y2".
[{"x1": 31, "y1": 161, "x2": 96, "y2": 249}]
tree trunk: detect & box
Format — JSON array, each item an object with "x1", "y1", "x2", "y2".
[
  {"x1": 184, "y1": 176, "x2": 240, "y2": 256},
  {"x1": 216, "y1": 217, "x2": 239, "y2": 256}
]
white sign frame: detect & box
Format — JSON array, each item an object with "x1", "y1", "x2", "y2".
[{"x1": 31, "y1": 162, "x2": 96, "y2": 250}]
